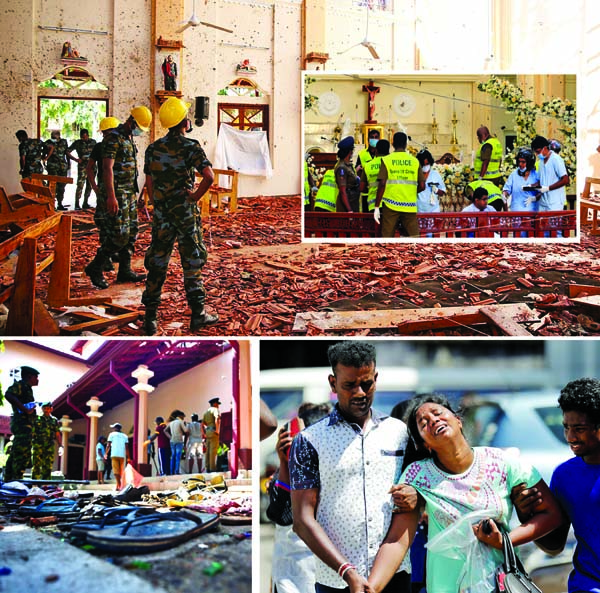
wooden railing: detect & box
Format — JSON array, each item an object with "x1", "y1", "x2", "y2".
[{"x1": 304, "y1": 210, "x2": 577, "y2": 239}]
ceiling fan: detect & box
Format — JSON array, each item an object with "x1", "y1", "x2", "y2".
[
  {"x1": 177, "y1": 0, "x2": 233, "y2": 34},
  {"x1": 338, "y1": 5, "x2": 380, "y2": 60}
]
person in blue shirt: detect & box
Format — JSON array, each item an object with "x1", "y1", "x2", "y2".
[{"x1": 514, "y1": 378, "x2": 600, "y2": 593}]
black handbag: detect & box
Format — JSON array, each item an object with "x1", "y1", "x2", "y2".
[{"x1": 496, "y1": 529, "x2": 543, "y2": 593}]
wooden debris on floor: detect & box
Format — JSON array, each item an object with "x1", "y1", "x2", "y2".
[{"x1": 293, "y1": 303, "x2": 538, "y2": 336}]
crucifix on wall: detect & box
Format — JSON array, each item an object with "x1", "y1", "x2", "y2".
[{"x1": 362, "y1": 80, "x2": 380, "y2": 123}]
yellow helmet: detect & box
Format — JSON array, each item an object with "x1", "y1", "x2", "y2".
[
  {"x1": 130, "y1": 105, "x2": 152, "y2": 132},
  {"x1": 159, "y1": 97, "x2": 191, "y2": 129},
  {"x1": 99, "y1": 116, "x2": 121, "y2": 132}
]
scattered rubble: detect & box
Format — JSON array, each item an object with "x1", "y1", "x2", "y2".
[{"x1": 2, "y1": 196, "x2": 600, "y2": 336}]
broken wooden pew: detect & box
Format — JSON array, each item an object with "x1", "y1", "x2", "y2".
[{"x1": 292, "y1": 303, "x2": 539, "y2": 336}]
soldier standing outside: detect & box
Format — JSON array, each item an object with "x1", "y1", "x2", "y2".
[
  {"x1": 45, "y1": 130, "x2": 70, "y2": 210},
  {"x1": 68, "y1": 128, "x2": 97, "y2": 209},
  {"x1": 15, "y1": 130, "x2": 45, "y2": 180},
  {"x1": 142, "y1": 97, "x2": 218, "y2": 334},
  {"x1": 32, "y1": 402, "x2": 61, "y2": 480},
  {"x1": 202, "y1": 397, "x2": 221, "y2": 472},
  {"x1": 84, "y1": 106, "x2": 151, "y2": 289},
  {"x1": 4, "y1": 366, "x2": 40, "y2": 482}
]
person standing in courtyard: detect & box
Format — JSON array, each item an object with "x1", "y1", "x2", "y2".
[
  {"x1": 4, "y1": 366, "x2": 40, "y2": 482},
  {"x1": 105, "y1": 422, "x2": 129, "y2": 490},
  {"x1": 202, "y1": 397, "x2": 221, "y2": 473},
  {"x1": 31, "y1": 402, "x2": 61, "y2": 480}
]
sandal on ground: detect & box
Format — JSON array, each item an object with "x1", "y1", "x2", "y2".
[
  {"x1": 85, "y1": 509, "x2": 220, "y2": 553},
  {"x1": 69, "y1": 506, "x2": 157, "y2": 539},
  {"x1": 17, "y1": 497, "x2": 84, "y2": 519}
]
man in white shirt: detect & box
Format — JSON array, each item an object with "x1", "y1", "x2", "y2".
[{"x1": 105, "y1": 422, "x2": 129, "y2": 490}]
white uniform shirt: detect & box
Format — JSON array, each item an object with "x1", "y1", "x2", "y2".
[{"x1": 537, "y1": 151, "x2": 568, "y2": 211}]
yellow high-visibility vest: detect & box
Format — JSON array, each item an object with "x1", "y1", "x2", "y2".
[
  {"x1": 380, "y1": 152, "x2": 419, "y2": 212},
  {"x1": 313, "y1": 169, "x2": 337, "y2": 212},
  {"x1": 363, "y1": 157, "x2": 382, "y2": 212},
  {"x1": 474, "y1": 137, "x2": 503, "y2": 179}
]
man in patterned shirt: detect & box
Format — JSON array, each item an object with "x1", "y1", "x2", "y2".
[
  {"x1": 84, "y1": 106, "x2": 151, "y2": 289},
  {"x1": 15, "y1": 130, "x2": 45, "y2": 180},
  {"x1": 289, "y1": 341, "x2": 414, "y2": 593},
  {"x1": 68, "y1": 128, "x2": 97, "y2": 209},
  {"x1": 32, "y1": 402, "x2": 61, "y2": 480},
  {"x1": 142, "y1": 97, "x2": 218, "y2": 334}
]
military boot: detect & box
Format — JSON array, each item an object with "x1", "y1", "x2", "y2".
[
  {"x1": 143, "y1": 307, "x2": 158, "y2": 335},
  {"x1": 84, "y1": 253, "x2": 109, "y2": 289},
  {"x1": 190, "y1": 308, "x2": 219, "y2": 332},
  {"x1": 116, "y1": 250, "x2": 146, "y2": 283}
]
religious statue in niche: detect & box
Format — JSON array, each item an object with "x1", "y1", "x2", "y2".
[
  {"x1": 61, "y1": 41, "x2": 87, "y2": 62},
  {"x1": 162, "y1": 55, "x2": 178, "y2": 91},
  {"x1": 236, "y1": 59, "x2": 257, "y2": 75}
]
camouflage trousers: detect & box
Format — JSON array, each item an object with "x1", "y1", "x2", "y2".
[
  {"x1": 142, "y1": 198, "x2": 208, "y2": 309},
  {"x1": 4, "y1": 417, "x2": 33, "y2": 481},
  {"x1": 46, "y1": 164, "x2": 69, "y2": 204},
  {"x1": 96, "y1": 188, "x2": 139, "y2": 258},
  {"x1": 75, "y1": 160, "x2": 94, "y2": 205},
  {"x1": 32, "y1": 442, "x2": 55, "y2": 480},
  {"x1": 94, "y1": 191, "x2": 108, "y2": 246}
]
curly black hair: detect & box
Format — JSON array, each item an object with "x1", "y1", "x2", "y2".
[
  {"x1": 327, "y1": 341, "x2": 376, "y2": 373},
  {"x1": 405, "y1": 393, "x2": 462, "y2": 456},
  {"x1": 558, "y1": 378, "x2": 600, "y2": 426}
]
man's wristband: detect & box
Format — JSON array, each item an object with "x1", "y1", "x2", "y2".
[
  {"x1": 274, "y1": 479, "x2": 290, "y2": 492},
  {"x1": 337, "y1": 562, "x2": 356, "y2": 580}
]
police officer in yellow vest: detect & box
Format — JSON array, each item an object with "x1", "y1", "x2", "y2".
[
  {"x1": 375, "y1": 132, "x2": 425, "y2": 238},
  {"x1": 304, "y1": 158, "x2": 317, "y2": 209},
  {"x1": 313, "y1": 168, "x2": 338, "y2": 212},
  {"x1": 360, "y1": 139, "x2": 389, "y2": 213},
  {"x1": 466, "y1": 179, "x2": 505, "y2": 211},
  {"x1": 474, "y1": 126, "x2": 503, "y2": 187},
  {"x1": 356, "y1": 128, "x2": 381, "y2": 212}
]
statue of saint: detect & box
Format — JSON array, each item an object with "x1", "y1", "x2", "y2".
[{"x1": 162, "y1": 55, "x2": 178, "y2": 91}]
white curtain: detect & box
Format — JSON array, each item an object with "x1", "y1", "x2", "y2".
[{"x1": 214, "y1": 123, "x2": 273, "y2": 178}]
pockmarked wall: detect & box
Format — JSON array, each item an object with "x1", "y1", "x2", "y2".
[{"x1": 0, "y1": 0, "x2": 302, "y2": 199}]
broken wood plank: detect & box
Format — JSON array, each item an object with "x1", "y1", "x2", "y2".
[
  {"x1": 479, "y1": 305, "x2": 534, "y2": 336},
  {"x1": 33, "y1": 299, "x2": 60, "y2": 336},
  {"x1": 292, "y1": 303, "x2": 539, "y2": 333},
  {"x1": 47, "y1": 215, "x2": 72, "y2": 306},
  {"x1": 60, "y1": 310, "x2": 141, "y2": 334},
  {"x1": 0, "y1": 214, "x2": 61, "y2": 261},
  {"x1": 572, "y1": 295, "x2": 600, "y2": 310},
  {"x1": 5, "y1": 237, "x2": 37, "y2": 335},
  {"x1": 568, "y1": 284, "x2": 600, "y2": 298}
]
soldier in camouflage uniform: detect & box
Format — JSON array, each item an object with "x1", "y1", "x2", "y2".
[
  {"x1": 87, "y1": 117, "x2": 120, "y2": 272},
  {"x1": 45, "y1": 130, "x2": 70, "y2": 210},
  {"x1": 84, "y1": 106, "x2": 151, "y2": 289},
  {"x1": 4, "y1": 366, "x2": 40, "y2": 482},
  {"x1": 32, "y1": 402, "x2": 61, "y2": 480},
  {"x1": 142, "y1": 97, "x2": 219, "y2": 334},
  {"x1": 68, "y1": 128, "x2": 97, "y2": 209},
  {"x1": 15, "y1": 130, "x2": 45, "y2": 180}
]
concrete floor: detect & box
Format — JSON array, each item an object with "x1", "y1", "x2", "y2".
[{"x1": 0, "y1": 473, "x2": 252, "y2": 593}]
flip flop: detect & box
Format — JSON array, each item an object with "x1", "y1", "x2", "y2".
[
  {"x1": 70, "y1": 506, "x2": 157, "y2": 539},
  {"x1": 18, "y1": 497, "x2": 83, "y2": 519},
  {"x1": 85, "y1": 509, "x2": 220, "y2": 553}
]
